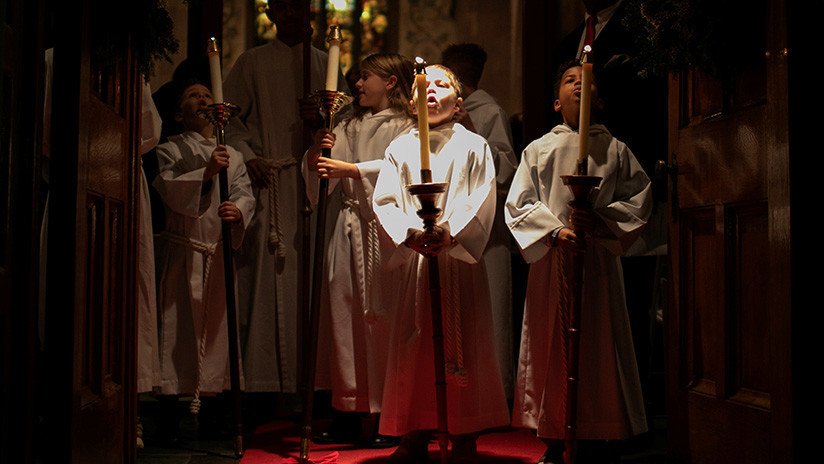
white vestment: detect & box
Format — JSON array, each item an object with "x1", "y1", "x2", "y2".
[
  {"x1": 373, "y1": 123, "x2": 510, "y2": 436},
  {"x1": 506, "y1": 124, "x2": 650, "y2": 439},
  {"x1": 137, "y1": 80, "x2": 162, "y2": 392},
  {"x1": 223, "y1": 40, "x2": 346, "y2": 392},
  {"x1": 302, "y1": 109, "x2": 414, "y2": 412},
  {"x1": 153, "y1": 132, "x2": 255, "y2": 395},
  {"x1": 463, "y1": 89, "x2": 517, "y2": 397}
]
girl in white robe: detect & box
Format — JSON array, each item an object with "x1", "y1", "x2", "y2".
[
  {"x1": 506, "y1": 62, "x2": 651, "y2": 463},
  {"x1": 301, "y1": 53, "x2": 414, "y2": 442},
  {"x1": 153, "y1": 82, "x2": 255, "y2": 402},
  {"x1": 373, "y1": 65, "x2": 509, "y2": 463}
]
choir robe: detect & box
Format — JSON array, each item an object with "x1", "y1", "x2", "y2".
[
  {"x1": 462, "y1": 89, "x2": 518, "y2": 397},
  {"x1": 137, "y1": 80, "x2": 162, "y2": 393},
  {"x1": 373, "y1": 122, "x2": 510, "y2": 436},
  {"x1": 223, "y1": 40, "x2": 346, "y2": 392},
  {"x1": 506, "y1": 123, "x2": 651, "y2": 439},
  {"x1": 153, "y1": 132, "x2": 255, "y2": 395},
  {"x1": 302, "y1": 109, "x2": 415, "y2": 413}
]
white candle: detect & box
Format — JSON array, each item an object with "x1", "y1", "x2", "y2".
[
  {"x1": 414, "y1": 58, "x2": 430, "y2": 172},
  {"x1": 325, "y1": 26, "x2": 342, "y2": 91},
  {"x1": 578, "y1": 46, "x2": 593, "y2": 164},
  {"x1": 208, "y1": 37, "x2": 223, "y2": 103}
]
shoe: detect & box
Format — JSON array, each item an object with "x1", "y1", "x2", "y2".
[
  {"x1": 386, "y1": 430, "x2": 431, "y2": 463},
  {"x1": 537, "y1": 443, "x2": 564, "y2": 464},
  {"x1": 450, "y1": 433, "x2": 478, "y2": 464},
  {"x1": 312, "y1": 414, "x2": 361, "y2": 444},
  {"x1": 364, "y1": 434, "x2": 401, "y2": 449}
]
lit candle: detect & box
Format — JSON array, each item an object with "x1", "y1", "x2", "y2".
[
  {"x1": 414, "y1": 57, "x2": 430, "y2": 172},
  {"x1": 578, "y1": 45, "x2": 593, "y2": 164},
  {"x1": 325, "y1": 26, "x2": 342, "y2": 91},
  {"x1": 207, "y1": 37, "x2": 223, "y2": 104}
]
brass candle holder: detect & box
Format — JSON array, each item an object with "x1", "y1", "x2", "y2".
[
  {"x1": 198, "y1": 102, "x2": 240, "y2": 145},
  {"x1": 312, "y1": 90, "x2": 353, "y2": 128},
  {"x1": 196, "y1": 101, "x2": 244, "y2": 458}
]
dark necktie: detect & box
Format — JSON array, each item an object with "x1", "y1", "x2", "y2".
[{"x1": 584, "y1": 13, "x2": 597, "y2": 47}]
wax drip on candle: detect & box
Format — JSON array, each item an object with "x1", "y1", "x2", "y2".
[
  {"x1": 207, "y1": 37, "x2": 223, "y2": 104},
  {"x1": 414, "y1": 57, "x2": 431, "y2": 178}
]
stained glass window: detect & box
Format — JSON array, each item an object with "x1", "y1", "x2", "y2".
[{"x1": 254, "y1": 0, "x2": 390, "y2": 75}]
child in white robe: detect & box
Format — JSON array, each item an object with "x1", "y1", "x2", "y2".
[
  {"x1": 152, "y1": 81, "x2": 255, "y2": 434},
  {"x1": 505, "y1": 60, "x2": 652, "y2": 463},
  {"x1": 373, "y1": 64, "x2": 510, "y2": 464},
  {"x1": 302, "y1": 53, "x2": 414, "y2": 446}
]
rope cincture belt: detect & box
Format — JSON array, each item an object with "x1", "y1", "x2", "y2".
[
  {"x1": 444, "y1": 257, "x2": 468, "y2": 387},
  {"x1": 342, "y1": 197, "x2": 383, "y2": 322},
  {"x1": 263, "y1": 157, "x2": 299, "y2": 258},
  {"x1": 161, "y1": 231, "x2": 219, "y2": 415}
]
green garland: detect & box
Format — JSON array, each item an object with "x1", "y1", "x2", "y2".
[
  {"x1": 621, "y1": 0, "x2": 744, "y2": 78},
  {"x1": 135, "y1": 0, "x2": 180, "y2": 79},
  {"x1": 93, "y1": 0, "x2": 179, "y2": 80}
]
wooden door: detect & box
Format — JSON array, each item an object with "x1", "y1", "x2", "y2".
[
  {"x1": 665, "y1": 0, "x2": 792, "y2": 462},
  {"x1": 44, "y1": 0, "x2": 140, "y2": 462},
  {"x1": 0, "y1": 0, "x2": 47, "y2": 463}
]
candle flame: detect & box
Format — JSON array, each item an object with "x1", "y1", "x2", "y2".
[
  {"x1": 581, "y1": 44, "x2": 592, "y2": 64},
  {"x1": 414, "y1": 57, "x2": 427, "y2": 75}
]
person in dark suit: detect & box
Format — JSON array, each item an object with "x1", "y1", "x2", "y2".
[{"x1": 552, "y1": 1, "x2": 669, "y2": 454}]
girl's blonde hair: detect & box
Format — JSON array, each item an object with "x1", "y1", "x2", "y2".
[{"x1": 349, "y1": 53, "x2": 415, "y2": 121}]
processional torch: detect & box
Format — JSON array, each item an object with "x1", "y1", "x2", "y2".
[
  {"x1": 197, "y1": 37, "x2": 244, "y2": 458},
  {"x1": 291, "y1": 25, "x2": 351, "y2": 464},
  {"x1": 406, "y1": 57, "x2": 450, "y2": 464},
  {"x1": 559, "y1": 45, "x2": 602, "y2": 464}
]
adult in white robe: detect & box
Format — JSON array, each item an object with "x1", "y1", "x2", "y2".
[
  {"x1": 461, "y1": 87, "x2": 518, "y2": 398},
  {"x1": 302, "y1": 109, "x2": 414, "y2": 413},
  {"x1": 373, "y1": 122, "x2": 510, "y2": 436},
  {"x1": 506, "y1": 123, "x2": 650, "y2": 440},
  {"x1": 153, "y1": 131, "x2": 255, "y2": 395},
  {"x1": 223, "y1": 39, "x2": 346, "y2": 392}
]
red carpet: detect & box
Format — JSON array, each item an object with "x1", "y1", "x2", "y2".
[{"x1": 241, "y1": 420, "x2": 545, "y2": 464}]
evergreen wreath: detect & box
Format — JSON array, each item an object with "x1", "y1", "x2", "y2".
[
  {"x1": 93, "y1": 0, "x2": 179, "y2": 79},
  {"x1": 621, "y1": 0, "x2": 754, "y2": 78}
]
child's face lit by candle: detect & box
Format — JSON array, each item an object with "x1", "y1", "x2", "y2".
[
  {"x1": 176, "y1": 83, "x2": 214, "y2": 131},
  {"x1": 554, "y1": 65, "x2": 598, "y2": 129},
  {"x1": 411, "y1": 66, "x2": 463, "y2": 128}
]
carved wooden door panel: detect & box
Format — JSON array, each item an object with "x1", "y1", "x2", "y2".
[
  {"x1": 665, "y1": 0, "x2": 792, "y2": 462},
  {"x1": 46, "y1": 0, "x2": 140, "y2": 462}
]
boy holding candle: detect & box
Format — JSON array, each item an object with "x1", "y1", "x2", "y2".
[
  {"x1": 372, "y1": 64, "x2": 509, "y2": 463},
  {"x1": 505, "y1": 60, "x2": 651, "y2": 463},
  {"x1": 152, "y1": 79, "x2": 255, "y2": 438}
]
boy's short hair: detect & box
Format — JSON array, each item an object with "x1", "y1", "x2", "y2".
[
  {"x1": 553, "y1": 59, "x2": 582, "y2": 99},
  {"x1": 172, "y1": 77, "x2": 212, "y2": 108},
  {"x1": 440, "y1": 43, "x2": 487, "y2": 89}
]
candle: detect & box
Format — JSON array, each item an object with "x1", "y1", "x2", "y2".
[
  {"x1": 208, "y1": 37, "x2": 223, "y2": 104},
  {"x1": 578, "y1": 45, "x2": 593, "y2": 164},
  {"x1": 325, "y1": 26, "x2": 342, "y2": 91},
  {"x1": 414, "y1": 57, "x2": 430, "y2": 173}
]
